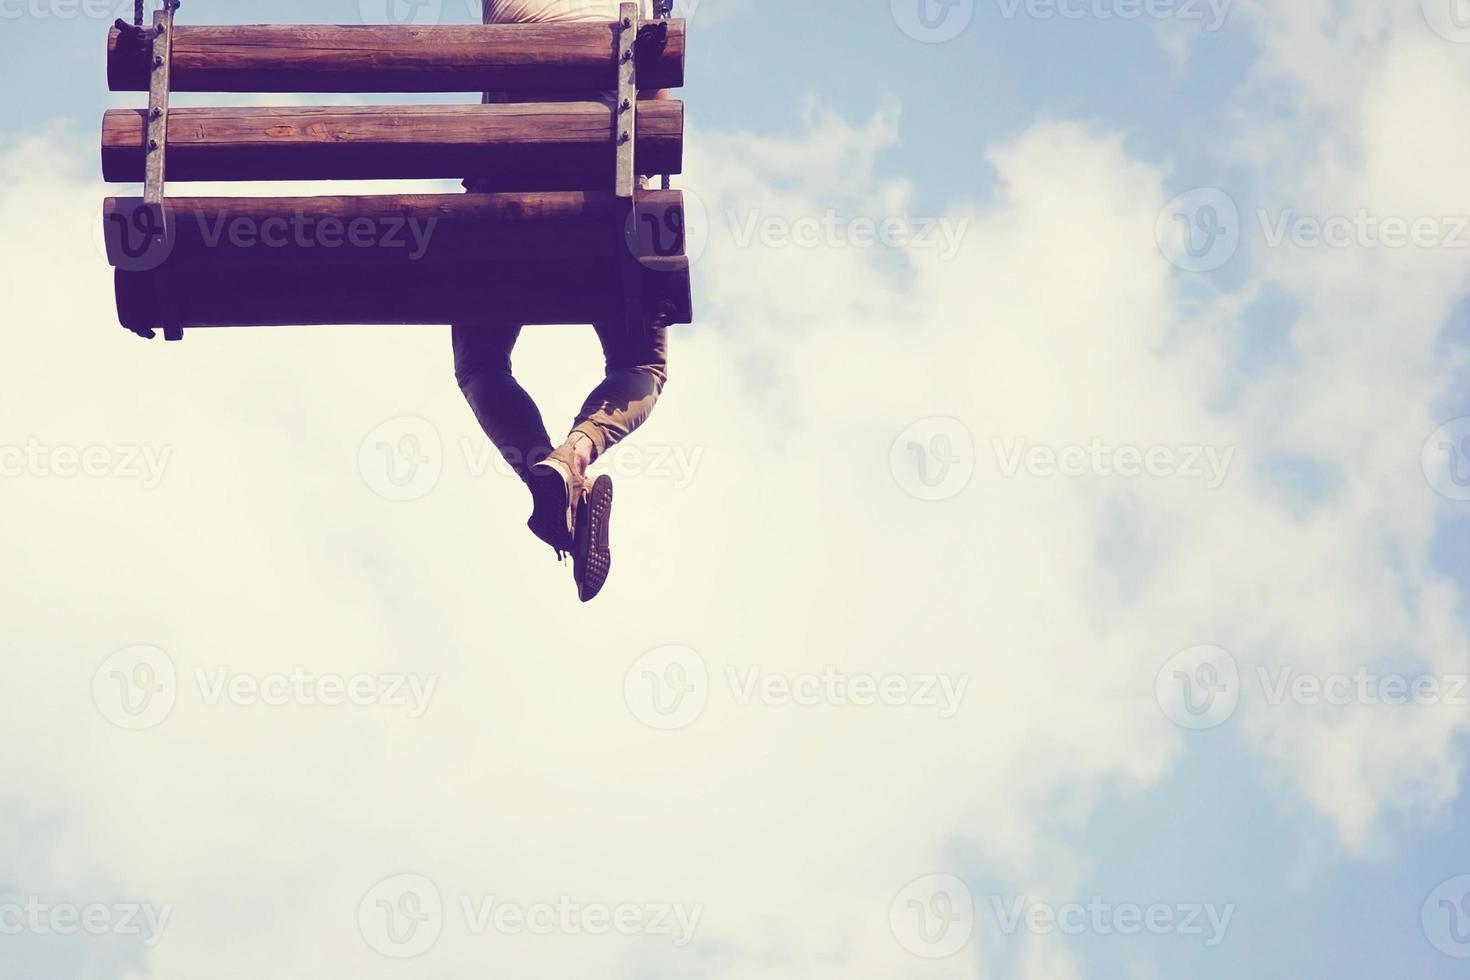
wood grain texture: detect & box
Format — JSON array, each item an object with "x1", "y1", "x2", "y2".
[
  {"x1": 101, "y1": 102, "x2": 683, "y2": 185},
  {"x1": 107, "y1": 22, "x2": 686, "y2": 93},
  {"x1": 113, "y1": 256, "x2": 692, "y2": 330},
  {"x1": 101, "y1": 192, "x2": 689, "y2": 268}
]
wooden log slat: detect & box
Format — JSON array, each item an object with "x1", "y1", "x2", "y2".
[
  {"x1": 102, "y1": 192, "x2": 689, "y2": 268},
  {"x1": 101, "y1": 102, "x2": 683, "y2": 185},
  {"x1": 114, "y1": 257, "x2": 692, "y2": 331},
  {"x1": 107, "y1": 22, "x2": 686, "y2": 93}
]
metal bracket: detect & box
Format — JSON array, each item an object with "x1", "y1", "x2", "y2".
[
  {"x1": 614, "y1": 3, "x2": 647, "y2": 334},
  {"x1": 613, "y1": 2, "x2": 639, "y2": 200},
  {"x1": 144, "y1": 1, "x2": 183, "y2": 341}
]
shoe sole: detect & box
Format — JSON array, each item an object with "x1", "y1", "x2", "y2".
[{"x1": 575, "y1": 476, "x2": 613, "y2": 602}]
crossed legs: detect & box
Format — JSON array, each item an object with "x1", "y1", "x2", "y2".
[{"x1": 452, "y1": 321, "x2": 669, "y2": 498}]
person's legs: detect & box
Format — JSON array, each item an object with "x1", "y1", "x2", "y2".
[
  {"x1": 454, "y1": 321, "x2": 580, "y2": 556},
  {"x1": 452, "y1": 322, "x2": 554, "y2": 485},
  {"x1": 560, "y1": 322, "x2": 671, "y2": 471},
  {"x1": 531, "y1": 322, "x2": 668, "y2": 600}
]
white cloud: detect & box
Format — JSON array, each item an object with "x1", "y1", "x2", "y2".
[{"x1": 3, "y1": 14, "x2": 1470, "y2": 972}]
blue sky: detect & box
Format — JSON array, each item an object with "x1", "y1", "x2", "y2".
[{"x1": 2, "y1": 1, "x2": 1470, "y2": 978}]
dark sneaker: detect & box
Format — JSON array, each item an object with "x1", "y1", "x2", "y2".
[
  {"x1": 573, "y1": 475, "x2": 614, "y2": 602},
  {"x1": 529, "y1": 446, "x2": 582, "y2": 559},
  {"x1": 526, "y1": 465, "x2": 573, "y2": 557}
]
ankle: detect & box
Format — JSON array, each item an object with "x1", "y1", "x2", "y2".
[{"x1": 567, "y1": 431, "x2": 595, "y2": 471}]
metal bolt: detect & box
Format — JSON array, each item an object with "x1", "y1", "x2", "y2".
[
  {"x1": 150, "y1": 107, "x2": 162, "y2": 119},
  {"x1": 623, "y1": 50, "x2": 634, "y2": 62},
  {"x1": 619, "y1": 131, "x2": 630, "y2": 144},
  {"x1": 622, "y1": 16, "x2": 632, "y2": 27},
  {"x1": 153, "y1": 55, "x2": 164, "y2": 68},
  {"x1": 148, "y1": 139, "x2": 159, "y2": 151},
  {"x1": 621, "y1": 98, "x2": 632, "y2": 111}
]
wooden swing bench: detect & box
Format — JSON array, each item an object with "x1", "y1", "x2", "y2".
[{"x1": 100, "y1": 2, "x2": 691, "y2": 341}]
